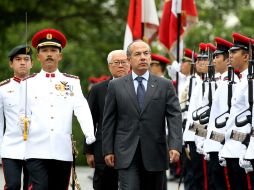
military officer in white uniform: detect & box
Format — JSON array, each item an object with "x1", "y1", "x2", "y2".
[
  {"x1": 219, "y1": 33, "x2": 253, "y2": 190},
  {"x1": 183, "y1": 42, "x2": 209, "y2": 190},
  {"x1": 202, "y1": 37, "x2": 235, "y2": 190},
  {"x1": 178, "y1": 48, "x2": 198, "y2": 190},
  {"x1": 0, "y1": 45, "x2": 33, "y2": 190},
  {"x1": 19, "y1": 28, "x2": 96, "y2": 190}
]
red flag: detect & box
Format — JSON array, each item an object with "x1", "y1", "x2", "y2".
[
  {"x1": 124, "y1": 0, "x2": 159, "y2": 50},
  {"x1": 159, "y1": 0, "x2": 198, "y2": 51}
]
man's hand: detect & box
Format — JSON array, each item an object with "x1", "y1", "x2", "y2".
[
  {"x1": 86, "y1": 154, "x2": 95, "y2": 168},
  {"x1": 169, "y1": 150, "x2": 180, "y2": 163},
  {"x1": 104, "y1": 154, "x2": 115, "y2": 167}
]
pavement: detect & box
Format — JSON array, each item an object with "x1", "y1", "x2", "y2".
[{"x1": 0, "y1": 166, "x2": 184, "y2": 190}]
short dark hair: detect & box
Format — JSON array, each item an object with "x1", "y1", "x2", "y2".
[{"x1": 126, "y1": 40, "x2": 151, "y2": 58}]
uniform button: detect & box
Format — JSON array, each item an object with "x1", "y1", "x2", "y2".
[
  {"x1": 50, "y1": 92, "x2": 53, "y2": 95},
  {"x1": 51, "y1": 117, "x2": 54, "y2": 119},
  {"x1": 51, "y1": 105, "x2": 53, "y2": 107},
  {"x1": 51, "y1": 129, "x2": 54, "y2": 131}
]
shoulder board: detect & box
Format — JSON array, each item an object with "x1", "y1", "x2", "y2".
[
  {"x1": 23, "y1": 73, "x2": 37, "y2": 81},
  {"x1": 0, "y1": 78, "x2": 11, "y2": 87},
  {"x1": 63, "y1": 73, "x2": 79, "y2": 79}
]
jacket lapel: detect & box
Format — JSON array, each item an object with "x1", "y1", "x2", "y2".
[
  {"x1": 141, "y1": 74, "x2": 158, "y2": 115},
  {"x1": 124, "y1": 74, "x2": 140, "y2": 112}
]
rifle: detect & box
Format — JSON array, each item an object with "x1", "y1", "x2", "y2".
[
  {"x1": 214, "y1": 65, "x2": 235, "y2": 128},
  {"x1": 192, "y1": 49, "x2": 216, "y2": 125}
]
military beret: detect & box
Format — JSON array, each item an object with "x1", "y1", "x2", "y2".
[
  {"x1": 198, "y1": 43, "x2": 208, "y2": 58},
  {"x1": 230, "y1": 33, "x2": 252, "y2": 51},
  {"x1": 183, "y1": 48, "x2": 198, "y2": 62},
  {"x1": 151, "y1": 53, "x2": 170, "y2": 65},
  {"x1": 206, "y1": 43, "x2": 216, "y2": 53},
  {"x1": 32, "y1": 28, "x2": 67, "y2": 49},
  {"x1": 8, "y1": 45, "x2": 32, "y2": 59},
  {"x1": 214, "y1": 37, "x2": 233, "y2": 55}
]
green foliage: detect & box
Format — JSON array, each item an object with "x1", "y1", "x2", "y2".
[
  {"x1": 185, "y1": 0, "x2": 253, "y2": 52},
  {"x1": 1, "y1": 0, "x2": 253, "y2": 165}
]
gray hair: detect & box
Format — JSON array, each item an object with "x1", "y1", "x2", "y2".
[
  {"x1": 126, "y1": 40, "x2": 151, "y2": 58},
  {"x1": 107, "y1": 50, "x2": 126, "y2": 64}
]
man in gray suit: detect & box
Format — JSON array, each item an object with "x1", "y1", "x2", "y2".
[{"x1": 102, "y1": 40, "x2": 182, "y2": 190}]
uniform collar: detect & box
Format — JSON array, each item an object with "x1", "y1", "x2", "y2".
[
  {"x1": 13, "y1": 76, "x2": 21, "y2": 83},
  {"x1": 40, "y1": 69, "x2": 60, "y2": 78}
]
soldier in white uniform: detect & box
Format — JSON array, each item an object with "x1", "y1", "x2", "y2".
[
  {"x1": 179, "y1": 48, "x2": 198, "y2": 190},
  {"x1": 19, "y1": 28, "x2": 96, "y2": 190},
  {"x1": 0, "y1": 45, "x2": 33, "y2": 190},
  {"x1": 219, "y1": 33, "x2": 253, "y2": 190},
  {"x1": 183, "y1": 42, "x2": 209, "y2": 190},
  {"x1": 202, "y1": 37, "x2": 235, "y2": 190}
]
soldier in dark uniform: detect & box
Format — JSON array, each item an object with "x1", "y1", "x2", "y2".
[{"x1": 84, "y1": 50, "x2": 130, "y2": 190}]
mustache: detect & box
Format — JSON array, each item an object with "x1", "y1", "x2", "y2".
[{"x1": 46, "y1": 58, "x2": 54, "y2": 61}]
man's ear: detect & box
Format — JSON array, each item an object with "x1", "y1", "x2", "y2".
[
  {"x1": 244, "y1": 53, "x2": 249, "y2": 62},
  {"x1": 59, "y1": 53, "x2": 63, "y2": 61},
  {"x1": 9, "y1": 61, "x2": 13, "y2": 69},
  {"x1": 31, "y1": 60, "x2": 34, "y2": 68}
]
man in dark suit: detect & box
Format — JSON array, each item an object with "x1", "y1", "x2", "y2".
[
  {"x1": 84, "y1": 50, "x2": 130, "y2": 190},
  {"x1": 102, "y1": 40, "x2": 182, "y2": 190}
]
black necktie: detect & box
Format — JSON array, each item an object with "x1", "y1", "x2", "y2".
[{"x1": 136, "y1": 76, "x2": 145, "y2": 110}]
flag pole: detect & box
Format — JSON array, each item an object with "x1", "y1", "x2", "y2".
[{"x1": 175, "y1": 0, "x2": 182, "y2": 95}]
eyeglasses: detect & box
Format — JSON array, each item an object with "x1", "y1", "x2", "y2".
[
  {"x1": 110, "y1": 61, "x2": 129, "y2": 67},
  {"x1": 132, "y1": 51, "x2": 151, "y2": 58}
]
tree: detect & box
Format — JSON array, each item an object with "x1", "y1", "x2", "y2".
[{"x1": 0, "y1": 0, "x2": 253, "y2": 165}]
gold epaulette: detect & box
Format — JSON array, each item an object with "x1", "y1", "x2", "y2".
[
  {"x1": 23, "y1": 73, "x2": 37, "y2": 81},
  {"x1": 0, "y1": 78, "x2": 11, "y2": 87},
  {"x1": 63, "y1": 73, "x2": 79, "y2": 79}
]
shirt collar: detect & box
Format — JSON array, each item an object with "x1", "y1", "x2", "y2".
[{"x1": 132, "y1": 70, "x2": 149, "y2": 81}]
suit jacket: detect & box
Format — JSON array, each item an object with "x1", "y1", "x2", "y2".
[
  {"x1": 84, "y1": 79, "x2": 110, "y2": 167},
  {"x1": 102, "y1": 73, "x2": 182, "y2": 171}
]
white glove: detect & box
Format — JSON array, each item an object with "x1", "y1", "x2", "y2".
[
  {"x1": 166, "y1": 61, "x2": 180, "y2": 80},
  {"x1": 219, "y1": 156, "x2": 227, "y2": 167},
  {"x1": 239, "y1": 153, "x2": 253, "y2": 173},
  {"x1": 195, "y1": 137, "x2": 204, "y2": 155},
  {"x1": 204, "y1": 152, "x2": 210, "y2": 161},
  {"x1": 18, "y1": 116, "x2": 31, "y2": 135},
  {"x1": 86, "y1": 136, "x2": 96, "y2": 144},
  {"x1": 244, "y1": 164, "x2": 253, "y2": 173}
]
